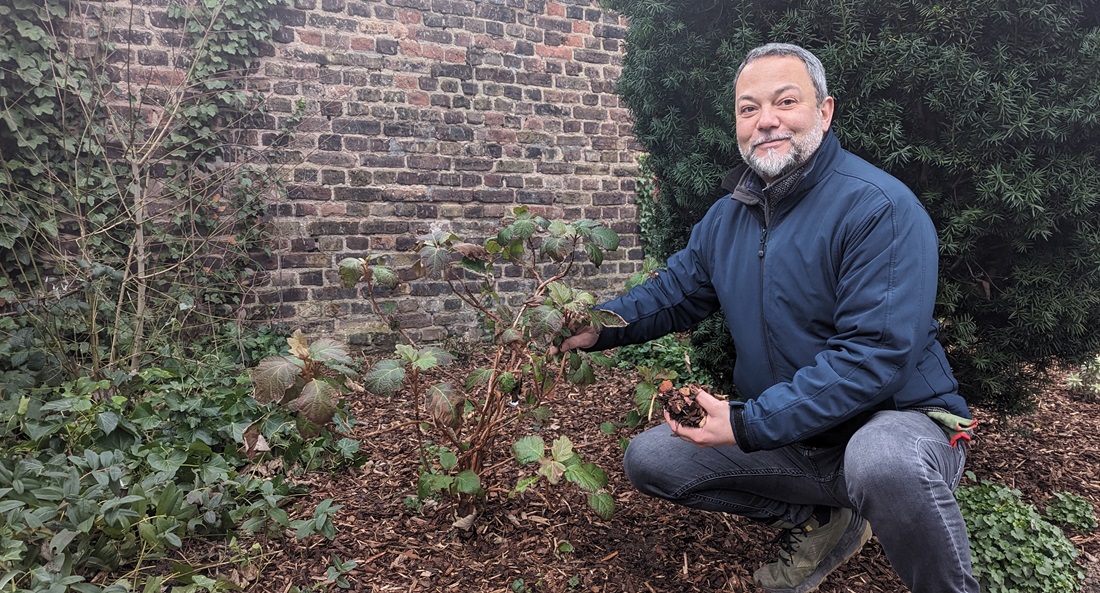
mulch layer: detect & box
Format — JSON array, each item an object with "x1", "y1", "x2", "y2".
[{"x1": 238, "y1": 359, "x2": 1100, "y2": 593}]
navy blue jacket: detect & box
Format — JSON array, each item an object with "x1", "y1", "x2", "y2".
[{"x1": 592, "y1": 132, "x2": 970, "y2": 452}]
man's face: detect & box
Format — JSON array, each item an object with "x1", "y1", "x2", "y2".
[{"x1": 735, "y1": 55, "x2": 834, "y2": 182}]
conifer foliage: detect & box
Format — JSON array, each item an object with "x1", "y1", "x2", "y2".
[{"x1": 606, "y1": 0, "x2": 1100, "y2": 412}]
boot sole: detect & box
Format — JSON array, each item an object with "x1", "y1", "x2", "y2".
[{"x1": 760, "y1": 517, "x2": 873, "y2": 593}]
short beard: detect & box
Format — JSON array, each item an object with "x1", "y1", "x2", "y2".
[{"x1": 741, "y1": 116, "x2": 825, "y2": 181}]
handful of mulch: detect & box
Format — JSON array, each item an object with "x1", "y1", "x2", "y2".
[{"x1": 656, "y1": 381, "x2": 709, "y2": 428}]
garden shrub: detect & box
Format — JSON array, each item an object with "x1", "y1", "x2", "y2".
[{"x1": 340, "y1": 207, "x2": 623, "y2": 522}]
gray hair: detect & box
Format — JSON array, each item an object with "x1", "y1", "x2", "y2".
[{"x1": 734, "y1": 43, "x2": 829, "y2": 105}]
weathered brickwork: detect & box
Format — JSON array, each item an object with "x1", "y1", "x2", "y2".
[
  {"x1": 258, "y1": 0, "x2": 643, "y2": 348},
  {"x1": 88, "y1": 0, "x2": 644, "y2": 349}
]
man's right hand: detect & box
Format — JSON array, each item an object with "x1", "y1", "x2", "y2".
[{"x1": 549, "y1": 326, "x2": 600, "y2": 356}]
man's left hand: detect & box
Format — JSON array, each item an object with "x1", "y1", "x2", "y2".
[{"x1": 665, "y1": 389, "x2": 736, "y2": 448}]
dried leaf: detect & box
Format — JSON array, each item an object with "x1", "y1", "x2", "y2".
[
  {"x1": 287, "y1": 330, "x2": 310, "y2": 360},
  {"x1": 453, "y1": 242, "x2": 490, "y2": 260},
  {"x1": 241, "y1": 421, "x2": 271, "y2": 459}
]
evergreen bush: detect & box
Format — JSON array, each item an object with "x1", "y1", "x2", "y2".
[{"x1": 605, "y1": 0, "x2": 1100, "y2": 412}]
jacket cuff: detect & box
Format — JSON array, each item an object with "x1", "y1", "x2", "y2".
[{"x1": 729, "y1": 403, "x2": 758, "y2": 453}]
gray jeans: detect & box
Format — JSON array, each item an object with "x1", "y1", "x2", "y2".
[{"x1": 623, "y1": 409, "x2": 979, "y2": 593}]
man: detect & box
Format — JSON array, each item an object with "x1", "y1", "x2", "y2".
[{"x1": 556, "y1": 43, "x2": 979, "y2": 592}]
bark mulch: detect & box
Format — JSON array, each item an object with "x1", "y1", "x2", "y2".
[{"x1": 241, "y1": 359, "x2": 1100, "y2": 593}]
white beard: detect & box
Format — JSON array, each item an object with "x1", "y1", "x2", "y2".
[{"x1": 741, "y1": 115, "x2": 825, "y2": 180}]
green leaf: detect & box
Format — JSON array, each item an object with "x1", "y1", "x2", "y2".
[
  {"x1": 512, "y1": 435, "x2": 545, "y2": 464},
  {"x1": 251, "y1": 356, "x2": 303, "y2": 404},
  {"x1": 540, "y1": 236, "x2": 571, "y2": 261},
  {"x1": 584, "y1": 242, "x2": 604, "y2": 267},
  {"x1": 568, "y1": 358, "x2": 596, "y2": 385},
  {"x1": 438, "y1": 448, "x2": 457, "y2": 469},
  {"x1": 96, "y1": 411, "x2": 119, "y2": 435},
  {"x1": 369, "y1": 265, "x2": 398, "y2": 288},
  {"x1": 291, "y1": 379, "x2": 340, "y2": 424},
  {"x1": 454, "y1": 470, "x2": 481, "y2": 494},
  {"x1": 147, "y1": 449, "x2": 187, "y2": 474},
  {"x1": 364, "y1": 359, "x2": 406, "y2": 397},
  {"x1": 565, "y1": 462, "x2": 608, "y2": 492},
  {"x1": 590, "y1": 309, "x2": 628, "y2": 329},
  {"x1": 418, "y1": 346, "x2": 455, "y2": 368},
  {"x1": 549, "y1": 436, "x2": 575, "y2": 462},
  {"x1": 337, "y1": 257, "x2": 365, "y2": 288},
  {"x1": 526, "y1": 305, "x2": 564, "y2": 339},
  {"x1": 514, "y1": 475, "x2": 540, "y2": 493},
  {"x1": 587, "y1": 491, "x2": 614, "y2": 520},
  {"x1": 586, "y1": 225, "x2": 619, "y2": 250},
  {"x1": 418, "y1": 243, "x2": 451, "y2": 277},
  {"x1": 309, "y1": 338, "x2": 351, "y2": 365},
  {"x1": 465, "y1": 367, "x2": 493, "y2": 390}
]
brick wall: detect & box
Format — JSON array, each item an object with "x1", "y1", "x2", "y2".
[
  {"x1": 82, "y1": 0, "x2": 644, "y2": 350},
  {"x1": 256, "y1": 0, "x2": 644, "y2": 349}
]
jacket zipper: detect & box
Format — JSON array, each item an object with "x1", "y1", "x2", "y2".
[{"x1": 757, "y1": 199, "x2": 778, "y2": 383}]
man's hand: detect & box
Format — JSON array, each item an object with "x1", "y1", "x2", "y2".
[
  {"x1": 666, "y1": 389, "x2": 736, "y2": 448},
  {"x1": 549, "y1": 326, "x2": 600, "y2": 356}
]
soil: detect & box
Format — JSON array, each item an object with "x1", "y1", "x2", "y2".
[{"x1": 236, "y1": 358, "x2": 1100, "y2": 593}]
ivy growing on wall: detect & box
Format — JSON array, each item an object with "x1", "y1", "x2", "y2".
[{"x1": 0, "y1": 0, "x2": 286, "y2": 387}]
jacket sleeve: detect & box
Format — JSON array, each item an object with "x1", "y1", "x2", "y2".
[
  {"x1": 587, "y1": 204, "x2": 726, "y2": 351},
  {"x1": 731, "y1": 190, "x2": 939, "y2": 451}
]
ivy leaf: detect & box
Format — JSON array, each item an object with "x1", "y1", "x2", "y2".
[
  {"x1": 364, "y1": 359, "x2": 406, "y2": 397},
  {"x1": 512, "y1": 435, "x2": 545, "y2": 465},
  {"x1": 291, "y1": 379, "x2": 339, "y2": 424},
  {"x1": 251, "y1": 356, "x2": 303, "y2": 404},
  {"x1": 96, "y1": 411, "x2": 119, "y2": 435}
]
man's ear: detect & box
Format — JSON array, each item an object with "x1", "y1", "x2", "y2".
[{"x1": 820, "y1": 96, "x2": 835, "y2": 132}]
